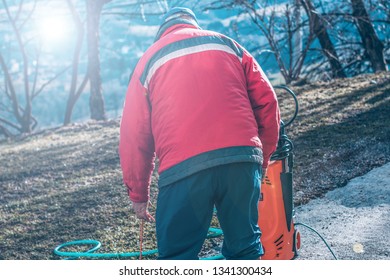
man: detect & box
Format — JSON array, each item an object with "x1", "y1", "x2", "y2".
[{"x1": 119, "y1": 7, "x2": 280, "y2": 260}]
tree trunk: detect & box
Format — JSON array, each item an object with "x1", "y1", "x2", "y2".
[
  {"x1": 301, "y1": 0, "x2": 346, "y2": 78},
  {"x1": 350, "y1": 0, "x2": 388, "y2": 72},
  {"x1": 292, "y1": 0, "x2": 302, "y2": 71},
  {"x1": 2, "y1": 0, "x2": 33, "y2": 133},
  {"x1": 64, "y1": 98, "x2": 75, "y2": 126},
  {"x1": 64, "y1": 75, "x2": 88, "y2": 125},
  {"x1": 64, "y1": 0, "x2": 88, "y2": 126},
  {"x1": 86, "y1": 0, "x2": 106, "y2": 121}
]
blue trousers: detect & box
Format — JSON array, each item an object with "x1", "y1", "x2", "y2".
[{"x1": 156, "y1": 162, "x2": 263, "y2": 260}]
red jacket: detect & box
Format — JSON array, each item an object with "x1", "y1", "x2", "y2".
[{"x1": 119, "y1": 23, "x2": 280, "y2": 202}]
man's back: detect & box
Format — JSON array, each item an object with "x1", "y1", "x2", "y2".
[{"x1": 138, "y1": 26, "x2": 261, "y2": 172}]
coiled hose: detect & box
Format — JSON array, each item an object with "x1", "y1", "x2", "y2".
[{"x1": 54, "y1": 227, "x2": 224, "y2": 260}]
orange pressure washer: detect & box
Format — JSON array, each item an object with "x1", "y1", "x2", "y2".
[{"x1": 258, "y1": 86, "x2": 301, "y2": 260}]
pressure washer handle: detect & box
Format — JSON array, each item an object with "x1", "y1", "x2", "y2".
[{"x1": 273, "y1": 85, "x2": 299, "y2": 128}]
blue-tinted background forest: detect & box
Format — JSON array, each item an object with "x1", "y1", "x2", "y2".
[{"x1": 0, "y1": 0, "x2": 389, "y2": 135}]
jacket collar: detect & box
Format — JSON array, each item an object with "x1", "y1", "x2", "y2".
[{"x1": 154, "y1": 18, "x2": 201, "y2": 42}]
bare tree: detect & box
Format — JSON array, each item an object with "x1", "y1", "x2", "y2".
[
  {"x1": 350, "y1": 0, "x2": 388, "y2": 72},
  {"x1": 305, "y1": 0, "x2": 389, "y2": 76},
  {"x1": 300, "y1": 0, "x2": 346, "y2": 78},
  {"x1": 64, "y1": 0, "x2": 89, "y2": 125},
  {"x1": 0, "y1": 0, "x2": 34, "y2": 134},
  {"x1": 0, "y1": 0, "x2": 65, "y2": 136},
  {"x1": 206, "y1": 0, "x2": 313, "y2": 84},
  {"x1": 86, "y1": 0, "x2": 112, "y2": 121}
]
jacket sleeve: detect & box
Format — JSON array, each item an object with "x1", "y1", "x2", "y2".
[
  {"x1": 241, "y1": 49, "x2": 280, "y2": 169},
  {"x1": 119, "y1": 70, "x2": 155, "y2": 203}
]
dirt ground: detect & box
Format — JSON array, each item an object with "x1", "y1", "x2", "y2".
[{"x1": 0, "y1": 72, "x2": 389, "y2": 260}]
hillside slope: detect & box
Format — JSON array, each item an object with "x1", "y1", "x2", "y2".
[{"x1": 0, "y1": 72, "x2": 389, "y2": 259}]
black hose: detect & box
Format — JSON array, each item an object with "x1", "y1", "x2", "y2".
[{"x1": 271, "y1": 86, "x2": 298, "y2": 161}]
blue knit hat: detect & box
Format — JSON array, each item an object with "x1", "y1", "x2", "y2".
[
  {"x1": 161, "y1": 7, "x2": 198, "y2": 24},
  {"x1": 155, "y1": 7, "x2": 200, "y2": 41}
]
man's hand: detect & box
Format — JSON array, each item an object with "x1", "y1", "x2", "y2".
[{"x1": 132, "y1": 201, "x2": 155, "y2": 222}]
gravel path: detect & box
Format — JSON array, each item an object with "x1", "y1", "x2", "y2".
[{"x1": 294, "y1": 162, "x2": 390, "y2": 260}]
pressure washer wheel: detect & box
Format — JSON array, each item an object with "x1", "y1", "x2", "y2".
[{"x1": 293, "y1": 228, "x2": 301, "y2": 258}]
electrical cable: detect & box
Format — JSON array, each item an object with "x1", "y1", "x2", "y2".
[{"x1": 295, "y1": 222, "x2": 338, "y2": 260}]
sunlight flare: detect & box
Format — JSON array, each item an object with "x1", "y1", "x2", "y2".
[{"x1": 37, "y1": 15, "x2": 71, "y2": 45}]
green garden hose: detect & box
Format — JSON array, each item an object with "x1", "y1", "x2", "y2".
[{"x1": 54, "y1": 227, "x2": 224, "y2": 260}]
